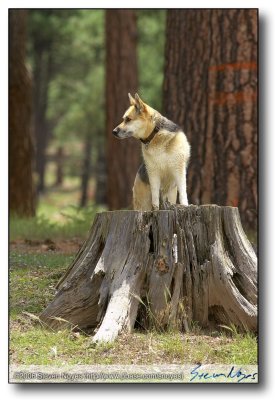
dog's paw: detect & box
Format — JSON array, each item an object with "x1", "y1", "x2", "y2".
[{"x1": 152, "y1": 204, "x2": 159, "y2": 211}]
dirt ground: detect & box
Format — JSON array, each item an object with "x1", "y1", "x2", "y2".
[{"x1": 10, "y1": 238, "x2": 83, "y2": 255}]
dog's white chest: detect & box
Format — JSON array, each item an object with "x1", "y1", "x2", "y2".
[
  {"x1": 142, "y1": 146, "x2": 177, "y2": 192},
  {"x1": 143, "y1": 146, "x2": 174, "y2": 171}
]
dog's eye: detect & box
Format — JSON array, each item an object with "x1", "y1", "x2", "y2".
[{"x1": 124, "y1": 117, "x2": 131, "y2": 123}]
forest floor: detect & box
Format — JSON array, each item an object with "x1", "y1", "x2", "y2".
[
  {"x1": 10, "y1": 243, "x2": 257, "y2": 366},
  {"x1": 10, "y1": 231, "x2": 258, "y2": 367},
  {"x1": 9, "y1": 179, "x2": 258, "y2": 367}
]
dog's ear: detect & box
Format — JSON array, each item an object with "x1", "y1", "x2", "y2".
[
  {"x1": 134, "y1": 93, "x2": 145, "y2": 113},
  {"x1": 128, "y1": 93, "x2": 136, "y2": 106}
]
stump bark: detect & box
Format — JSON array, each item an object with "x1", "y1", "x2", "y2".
[{"x1": 40, "y1": 205, "x2": 257, "y2": 342}]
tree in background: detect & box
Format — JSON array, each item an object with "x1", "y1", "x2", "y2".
[
  {"x1": 79, "y1": 135, "x2": 93, "y2": 208},
  {"x1": 28, "y1": 11, "x2": 64, "y2": 193},
  {"x1": 26, "y1": 10, "x2": 166, "y2": 211},
  {"x1": 9, "y1": 10, "x2": 36, "y2": 217},
  {"x1": 28, "y1": 10, "x2": 106, "y2": 207},
  {"x1": 163, "y1": 9, "x2": 257, "y2": 229},
  {"x1": 105, "y1": 10, "x2": 140, "y2": 210},
  {"x1": 54, "y1": 146, "x2": 64, "y2": 186},
  {"x1": 137, "y1": 10, "x2": 166, "y2": 110},
  {"x1": 45, "y1": 10, "x2": 105, "y2": 207}
]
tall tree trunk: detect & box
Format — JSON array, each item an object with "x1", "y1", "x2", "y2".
[
  {"x1": 95, "y1": 141, "x2": 107, "y2": 205},
  {"x1": 163, "y1": 9, "x2": 257, "y2": 230},
  {"x1": 33, "y1": 45, "x2": 53, "y2": 193},
  {"x1": 105, "y1": 10, "x2": 140, "y2": 210},
  {"x1": 79, "y1": 136, "x2": 92, "y2": 208},
  {"x1": 55, "y1": 146, "x2": 64, "y2": 186},
  {"x1": 9, "y1": 10, "x2": 36, "y2": 217}
]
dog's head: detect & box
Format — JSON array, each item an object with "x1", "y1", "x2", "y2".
[{"x1": 113, "y1": 93, "x2": 154, "y2": 140}]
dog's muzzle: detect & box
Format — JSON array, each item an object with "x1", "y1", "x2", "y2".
[
  {"x1": 112, "y1": 128, "x2": 132, "y2": 139},
  {"x1": 112, "y1": 128, "x2": 120, "y2": 137}
]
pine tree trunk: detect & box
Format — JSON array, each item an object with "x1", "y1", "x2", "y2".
[
  {"x1": 163, "y1": 9, "x2": 258, "y2": 230},
  {"x1": 32, "y1": 43, "x2": 53, "y2": 193},
  {"x1": 79, "y1": 136, "x2": 92, "y2": 208},
  {"x1": 40, "y1": 205, "x2": 257, "y2": 343},
  {"x1": 9, "y1": 10, "x2": 36, "y2": 217},
  {"x1": 95, "y1": 142, "x2": 107, "y2": 205},
  {"x1": 55, "y1": 146, "x2": 64, "y2": 186},
  {"x1": 105, "y1": 10, "x2": 140, "y2": 210}
]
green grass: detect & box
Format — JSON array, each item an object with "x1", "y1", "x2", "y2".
[
  {"x1": 10, "y1": 169, "x2": 105, "y2": 241},
  {"x1": 9, "y1": 249, "x2": 258, "y2": 366},
  {"x1": 10, "y1": 252, "x2": 73, "y2": 317},
  {"x1": 10, "y1": 325, "x2": 257, "y2": 366},
  {"x1": 10, "y1": 204, "x2": 103, "y2": 241}
]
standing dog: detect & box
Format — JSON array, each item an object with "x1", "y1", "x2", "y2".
[{"x1": 113, "y1": 93, "x2": 191, "y2": 211}]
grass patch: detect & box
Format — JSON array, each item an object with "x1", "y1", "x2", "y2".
[
  {"x1": 10, "y1": 327, "x2": 258, "y2": 366},
  {"x1": 10, "y1": 252, "x2": 73, "y2": 270},
  {"x1": 10, "y1": 327, "x2": 91, "y2": 366},
  {"x1": 10, "y1": 204, "x2": 104, "y2": 241},
  {"x1": 10, "y1": 251, "x2": 73, "y2": 316},
  {"x1": 9, "y1": 249, "x2": 258, "y2": 366}
]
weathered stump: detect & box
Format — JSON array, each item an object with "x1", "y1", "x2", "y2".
[{"x1": 40, "y1": 205, "x2": 257, "y2": 342}]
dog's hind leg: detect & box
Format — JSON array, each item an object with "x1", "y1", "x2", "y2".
[
  {"x1": 133, "y1": 174, "x2": 152, "y2": 211},
  {"x1": 166, "y1": 186, "x2": 177, "y2": 205},
  {"x1": 160, "y1": 186, "x2": 177, "y2": 209},
  {"x1": 174, "y1": 166, "x2": 188, "y2": 206}
]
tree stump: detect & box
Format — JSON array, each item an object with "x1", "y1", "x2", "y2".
[{"x1": 40, "y1": 205, "x2": 257, "y2": 342}]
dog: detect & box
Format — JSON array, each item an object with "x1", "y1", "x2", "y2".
[{"x1": 112, "y1": 93, "x2": 191, "y2": 211}]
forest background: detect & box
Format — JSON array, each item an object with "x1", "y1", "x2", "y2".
[{"x1": 8, "y1": 9, "x2": 258, "y2": 368}]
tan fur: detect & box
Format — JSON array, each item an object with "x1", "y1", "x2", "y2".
[
  {"x1": 113, "y1": 93, "x2": 191, "y2": 211},
  {"x1": 133, "y1": 176, "x2": 177, "y2": 211},
  {"x1": 132, "y1": 175, "x2": 152, "y2": 211}
]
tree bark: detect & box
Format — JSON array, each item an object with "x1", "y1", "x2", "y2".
[
  {"x1": 163, "y1": 9, "x2": 258, "y2": 230},
  {"x1": 32, "y1": 48, "x2": 53, "y2": 194},
  {"x1": 31, "y1": 11, "x2": 57, "y2": 195},
  {"x1": 40, "y1": 205, "x2": 257, "y2": 342},
  {"x1": 95, "y1": 142, "x2": 107, "y2": 205},
  {"x1": 79, "y1": 136, "x2": 92, "y2": 208},
  {"x1": 9, "y1": 10, "x2": 36, "y2": 217},
  {"x1": 105, "y1": 10, "x2": 140, "y2": 210},
  {"x1": 55, "y1": 146, "x2": 64, "y2": 186}
]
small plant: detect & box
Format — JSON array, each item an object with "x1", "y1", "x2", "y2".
[
  {"x1": 219, "y1": 323, "x2": 241, "y2": 336},
  {"x1": 131, "y1": 292, "x2": 168, "y2": 332},
  {"x1": 189, "y1": 320, "x2": 203, "y2": 335},
  {"x1": 131, "y1": 290, "x2": 190, "y2": 334}
]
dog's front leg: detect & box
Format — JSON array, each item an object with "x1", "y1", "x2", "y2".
[{"x1": 149, "y1": 174, "x2": 161, "y2": 211}]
